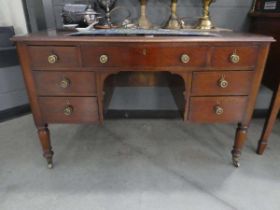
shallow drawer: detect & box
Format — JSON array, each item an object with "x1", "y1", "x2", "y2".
[
  {"x1": 191, "y1": 71, "x2": 254, "y2": 96},
  {"x1": 189, "y1": 96, "x2": 248, "y2": 123},
  {"x1": 33, "y1": 71, "x2": 96, "y2": 96},
  {"x1": 211, "y1": 46, "x2": 258, "y2": 69},
  {"x1": 39, "y1": 97, "x2": 99, "y2": 123},
  {"x1": 81, "y1": 44, "x2": 208, "y2": 68},
  {"x1": 28, "y1": 46, "x2": 80, "y2": 69}
]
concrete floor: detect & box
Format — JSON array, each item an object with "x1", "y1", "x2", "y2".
[{"x1": 0, "y1": 114, "x2": 280, "y2": 210}]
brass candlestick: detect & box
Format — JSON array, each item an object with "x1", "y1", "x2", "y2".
[
  {"x1": 196, "y1": 0, "x2": 215, "y2": 30},
  {"x1": 166, "y1": 0, "x2": 182, "y2": 29},
  {"x1": 138, "y1": 0, "x2": 152, "y2": 29}
]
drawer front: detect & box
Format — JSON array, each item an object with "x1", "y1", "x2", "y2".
[
  {"x1": 39, "y1": 97, "x2": 99, "y2": 123},
  {"x1": 33, "y1": 71, "x2": 96, "y2": 96},
  {"x1": 191, "y1": 71, "x2": 254, "y2": 96},
  {"x1": 189, "y1": 96, "x2": 248, "y2": 123},
  {"x1": 28, "y1": 46, "x2": 80, "y2": 69},
  {"x1": 81, "y1": 45, "x2": 208, "y2": 68},
  {"x1": 211, "y1": 46, "x2": 258, "y2": 69}
]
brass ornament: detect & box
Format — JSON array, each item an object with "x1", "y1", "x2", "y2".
[
  {"x1": 59, "y1": 78, "x2": 71, "y2": 89},
  {"x1": 230, "y1": 52, "x2": 240, "y2": 64},
  {"x1": 64, "y1": 105, "x2": 74, "y2": 116},
  {"x1": 48, "y1": 54, "x2": 58, "y2": 64},
  {"x1": 196, "y1": 0, "x2": 215, "y2": 30},
  {"x1": 100, "y1": 54, "x2": 109, "y2": 64},
  {"x1": 181, "y1": 54, "x2": 190, "y2": 64},
  {"x1": 166, "y1": 0, "x2": 183, "y2": 29},
  {"x1": 218, "y1": 75, "x2": 229, "y2": 88},
  {"x1": 138, "y1": 0, "x2": 152, "y2": 29},
  {"x1": 214, "y1": 105, "x2": 224, "y2": 115}
]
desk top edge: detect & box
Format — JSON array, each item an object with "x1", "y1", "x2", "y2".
[{"x1": 11, "y1": 30, "x2": 275, "y2": 43}]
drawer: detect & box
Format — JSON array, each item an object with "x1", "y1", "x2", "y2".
[
  {"x1": 33, "y1": 71, "x2": 96, "y2": 96},
  {"x1": 211, "y1": 46, "x2": 258, "y2": 69},
  {"x1": 81, "y1": 44, "x2": 208, "y2": 68},
  {"x1": 191, "y1": 71, "x2": 254, "y2": 96},
  {"x1": 38, "y1": 97, "x2": 99, "y2": 123},
  {"x1": 28, "y1": 46, "x2": 80, "y2": 69},
  {"x1": 189, "y1": 96, "x2": 248, "y2": 123}
]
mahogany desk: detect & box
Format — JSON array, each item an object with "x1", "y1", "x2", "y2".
[{"x1": 12, "y1": 31, "x2": 273, "y2": 168}]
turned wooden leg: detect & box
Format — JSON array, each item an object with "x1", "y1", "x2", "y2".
[
  {"x1": 38, "y1": 126, "x2": 54, "y2": 169},
  {"x1": 231, "y1": 124, "x2": 248, "y2": 168},
  {"x1": 257, "y1": 84, "x2": 280, "y2": 155}
]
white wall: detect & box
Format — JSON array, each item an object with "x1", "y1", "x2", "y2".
[{"x1": 0, "y1": 0, "x2": 28, "y2": 34}]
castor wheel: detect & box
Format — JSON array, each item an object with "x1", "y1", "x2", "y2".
[
  {"x1": 232, "y1": 157, "x2": 240, "y2": 168},
  {"x1": 231, "y1": 149, "x2": 241, "y2": 168},
  {"x1": 47, "y1": 160, "x2": 53, "y2": 169}
]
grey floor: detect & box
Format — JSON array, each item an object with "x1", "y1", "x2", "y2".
[{"x1": 0, "y1": 115, "x2": 280, "y2": 210}]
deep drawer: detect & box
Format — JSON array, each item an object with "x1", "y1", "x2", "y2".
[
  {"x1": 38, "y1": 97, "x2": 99, "y2": 123},
  {"x1": 33, "y1": 71, "x2": 97, "y2": 96},
  {"x1": 191, "y1": 71, "x2": 254, "y2": 96},
  {"x1": 28, "y1": 46, "x2": 80, "y2": 69},
  {"x1": 189, "y1": 96, "x2": 248, "y2": 123}
]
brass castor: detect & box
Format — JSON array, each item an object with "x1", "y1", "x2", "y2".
[
  {"x1": 231, "y1": 149, "x2": 241, "y2": 168},
  {"x1": 232, "y1": 158, "x2": 240, "y2": 168},
  {"x1": 47, "y1": 160, "x2": 53, "y2": 169}
]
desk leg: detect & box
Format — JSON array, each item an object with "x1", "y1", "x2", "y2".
[
  {"x1": 38, "y1": 125, "x2": 54, "y2": 169},
  {"x1": 257, "y1": 84, "x2": 280, "y2": 155},
  {"x1": 231, "y1": 124, "x2": 248, "y2": 168}
]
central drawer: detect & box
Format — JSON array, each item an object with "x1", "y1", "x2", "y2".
[
  {"x1": 38, "y1": 97, "x2": 99, "y2": 123},
  {"x1": 81, "y1": 44, "x2": 208, "y2": 68},
  {"x1": 33, "y1": 71, "x2": 97, "y2": 96}
]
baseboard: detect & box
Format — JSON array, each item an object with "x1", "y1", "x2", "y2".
[
  {"x1": 0, "y1": 104, "x2": 30, "y2": 123},
  {"x1": 0, "y1": 47, "x2": 19, "y2": 67},
  {"x1": 253, "y1": 109, "x2": 268, "y2": 118}
]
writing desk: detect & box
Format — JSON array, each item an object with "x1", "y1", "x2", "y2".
[{"x1": 12, "y1": 31, "x2": 273, "y2": 168}]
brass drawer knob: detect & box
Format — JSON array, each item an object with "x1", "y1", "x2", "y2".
[
  {"x1": 59, "y1": 78, "x2": 71, "y2": 89},
  {"x1": 100, "y1": 54, "x2": 109, "y2": 64},
  {"x1": 230, "y1": 53, "x2": 240, "y2": 64},
  {"x1": 214, "y1": 105, "x2": 224, "y2": 115},
  {"x1": 48, "y1": 54, "x2": 58, "y2": 64},
  {"x1": 218, "y1": 76, "x2": 229, "y2": 89},
  {"x1": 181, "y1": 54, "x2": 190, "y2": 64},
  {"x1": 63, "y1": 105, "x2": 73, "y2": 116}
]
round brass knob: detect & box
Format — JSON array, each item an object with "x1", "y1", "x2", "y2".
[
  {"x1": 100, "y1": 54, "x2": 109, "y2": 64},
  {"x1": 63, "y1": 105, "x2": 73, "y2": 116},
  {"x1": 218, "y1": 77, "x2": 229, "y2": 89},
  {"x1": 59, "y1": 78, "x2": 71, "y2": 89},
  {"x1": 230, "y1": 53, "x2": 240, "y2": 64},
  {"x1": 48, "y1": 54, "x2": 58, "y2": 64},
  {"x1": 181, "y1": 54, "x2": 190, "y2": 64},
  {"x1": 214, "y1": 105, "x2": 224, "y2": 115}
]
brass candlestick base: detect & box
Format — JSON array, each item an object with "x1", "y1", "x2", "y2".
[
  {"x1": 196, "y1": 17, "x2": 214, "y2": 30},
  {"x1": 138, "y1": 0, "x2": 152, "y2": 29},
  {"x1": 196, "y1": 0, "x2": 215, "y2": 30},
  {"x1": 166, "y1": 0, "x2": 182, "y2": 29}
]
